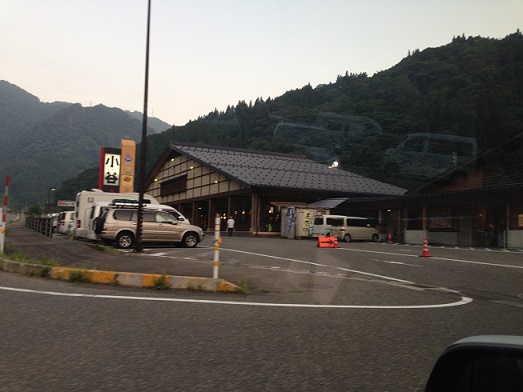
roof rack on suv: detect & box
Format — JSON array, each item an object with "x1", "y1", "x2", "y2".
[{"x1": 110, "y1": 199, "x2": 142, "y2": 207}]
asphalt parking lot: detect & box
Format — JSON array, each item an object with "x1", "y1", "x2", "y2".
[
  {"x1": 3, "y1": 220, "x2": 523, "y2": 304},
  {"x1": 3, "y1": 221, "x2": 323, "y2": 293}
]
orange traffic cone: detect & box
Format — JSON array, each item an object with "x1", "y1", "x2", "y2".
[
  {"x1": 419, "y1": 238, "x2": 432, "y2": 257},
  {"x1": 387, "y1": 233, "x2": 393, "y2": 244}
]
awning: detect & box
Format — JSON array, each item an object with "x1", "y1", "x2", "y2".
[{"x1": 306, "y1": 198, "x2": 348, "y2": 209}]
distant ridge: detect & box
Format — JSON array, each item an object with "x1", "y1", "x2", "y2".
[{"x1": 0, "y1": 80, "x2": 171, "y2": 208}]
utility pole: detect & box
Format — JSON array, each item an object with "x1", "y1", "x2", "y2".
[{"x1": 135, "y1": 0, "x2": 151, "y2": 253}]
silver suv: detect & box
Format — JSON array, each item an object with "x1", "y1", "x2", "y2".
[{"x1": 96, "y1": 207, "x2": 204, "y2": 249}]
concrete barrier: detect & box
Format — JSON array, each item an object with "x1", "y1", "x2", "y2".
[{"x1": 1, "y1": 258, "x2": 239, "y2": 292}]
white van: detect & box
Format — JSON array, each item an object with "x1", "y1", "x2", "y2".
[
  {"x1": 86, "y1": 199, "x2": 190, "y2": 241},
  {"x1": 57, "y1": 211, "x2": 75, "y2": 234},
  {"x1": 311, "y1": 215, "x2": 380, "y2": 242},
  {"x1": 74, "y1": 189, "x2": 159, "y2": 239}
]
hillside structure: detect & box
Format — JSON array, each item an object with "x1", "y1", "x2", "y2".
[{"x1": 144, "y1": 144, "x2": 405, "y2": 233}]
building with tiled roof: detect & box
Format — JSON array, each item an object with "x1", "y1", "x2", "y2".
[
  {"x1": 332, "y1": 132, "x2": 523, "y2": 248},
  {"x1": 145, "y1": 143, "x2": 405, "y2": 232}
]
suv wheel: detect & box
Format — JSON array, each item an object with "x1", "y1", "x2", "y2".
[
  {"x1": 343, "y1": 234, "x2": 352, "y2": 242},
  {"x1": 182, "y1": 232, "x2": 198, "y2": 248},
  {"x1": 116, "y1": 231, "x2": 135, "y2": 249}
]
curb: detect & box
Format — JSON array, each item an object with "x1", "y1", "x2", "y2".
[{"x1": 0, "y1": 258, "x2": 240, "y2": 292}]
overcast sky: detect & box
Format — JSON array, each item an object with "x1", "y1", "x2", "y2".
[{"x1": 2, "y1": 0, "x2": 521, "y2": 126}]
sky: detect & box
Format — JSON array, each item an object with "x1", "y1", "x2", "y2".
[{"x1": 2, "y1": 0, "x2": 522, "y2": 126}]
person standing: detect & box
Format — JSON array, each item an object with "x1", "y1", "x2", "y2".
[
  {"x1": 486, "y1": 222, "x2": 495, "y2": 246},
  {"x1": 227, "y1": 216, "x2": 235, "y2": 237}
]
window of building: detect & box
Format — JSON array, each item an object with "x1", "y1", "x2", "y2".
[{"x1": 161, "y1": 175, "x2": 187, "y2": 196}]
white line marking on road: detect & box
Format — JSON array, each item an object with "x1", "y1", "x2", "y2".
[
  {"x1": 339, "y1": 248, "x2": 523, "y2": 269},
  {"x1": 216, "y1": 247, "x2": 419, "y2": 283},
  {"x1": 373, "y1": 259, "x2": 406, "y2": 265},
  {"x1": 335, "y1": 267, "x2": 414, "y2": 284},
  {"x1": 432, "y1": 256, "x2": 523, "y2": 269},
  {"x1": 214, "y1": 247, "x2": 329, "y2": 267},
  {"x1": 338, "y1": 248, "x2": 421, "y2": 258},
  {"x1": 0, "y1": 285, "x2": 473, "y2": 309}
]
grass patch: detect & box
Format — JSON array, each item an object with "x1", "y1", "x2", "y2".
[
  {"x1": 39, "y1": 267, "x2": 51, "y2": 278},
  {"x1": 24, "y1": 265, "x2": 52, "y2": 278},
  {"x1": 153, "y1": 273, "x2": 171, "y2": 290},
  {"x1": 91, "y1": 243, "x2": 119, "y2": 254},
  {"x1": 236, "y1": 277, "x2": 252, "y2": 293},
  {"x1": 68, "y1": 269, "x2": 89, "y2": 283},
  {"x1": 92, "y1": 243, "x2": 106, "y2": 252},
  {"x1": 4, "y1": 252, "x2": 31, "y2": 263},
  {"x1": 4, "y1": 252, "x2": 58, "y2": 266},
  {"x1": 36, "y1": 256, "x2": 58, "y2": 266}
]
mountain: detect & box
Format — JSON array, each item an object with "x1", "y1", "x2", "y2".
[
  {"x1": 126, "y1": 110, "x2": 171, "y2": 134},
  {"x1": 0, "y1": 81, "x2": 172, "y2": 208},
  {"x1": 146, "y1": 32, "x2": 523, "y2": 187},
  {"x1": 0, "y1": 81, "x2": 70, "y2": 152},
  {"x1": 3, "y1": 31, "x2": 523, "y2": 209}
]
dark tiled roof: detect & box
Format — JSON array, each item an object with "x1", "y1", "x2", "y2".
[{"x1": 170, "y1": 144, "x2": 406, "y2": 196}]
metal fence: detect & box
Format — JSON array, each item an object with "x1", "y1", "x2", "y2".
[{"x1": 25, "y1": 217, "x2": 54, "y2": 238}]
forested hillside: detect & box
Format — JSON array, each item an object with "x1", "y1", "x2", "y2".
[
  {"x1": 139, "y1": 32, "x2": 522, "y2": 189},
  {"x1": 0, "y1": 81, "x2": 171, "y2": 209},
  {"x1": 6, "y1": 31, "x2": 523, "y2": 209},
  {"x1": 0, "y1": 81, "x2": 70, "y2": 152}
]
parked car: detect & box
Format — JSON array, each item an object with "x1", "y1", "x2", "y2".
[
  {"x1": 95, "y1": 205, "x2": 204, "y2": 249},
  {"x1": 311, "y1": 214, "x2": 380, "y2": 242},
  {"x1": 57, "y1": 211, "x2": 75, "y2": 234},
  {"x1": 74, "y1": 189, "x2": 160, "y2": 239},
  {"x1": 86, "y1": 199, "x2": 189, "y2": 241},
  {"x1": 425, "y1": 335, "x2": 523, "y2": 391}
]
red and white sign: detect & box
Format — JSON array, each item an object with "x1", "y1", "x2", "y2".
[{"x1": 57, "y1": 200, "x2": 75, "y2": 207}]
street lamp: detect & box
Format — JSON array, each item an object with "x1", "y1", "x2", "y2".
[
  {"x1": 328, "y1": 159, "x2": 339, "y2": 169},
  {"x1": 46, "y1": 187, "x2": 56, "y2": 214}
]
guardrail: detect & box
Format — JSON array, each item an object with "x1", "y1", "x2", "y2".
[{"x1": 25, "y1": 217, "x2": 54, "y2": 238}]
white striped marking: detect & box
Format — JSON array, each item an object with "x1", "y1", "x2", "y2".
[{"x1": 0, "y1": 285, "x2": 472, "y2": 309}]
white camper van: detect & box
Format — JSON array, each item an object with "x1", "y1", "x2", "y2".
[
  {"x1": 73, "y1": 189, "x2": 159, "y2": 239},
  {"x1": 86, "y1": 199, "x2": 190, "y2": 241},
  {"x1": 311, "y1": 215, "x2": 380, "y2": 242}
]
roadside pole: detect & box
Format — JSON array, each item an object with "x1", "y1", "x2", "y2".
[
  {"x1": 134, "y1": 0, "x2": 151, "y2": 253},
  {"x1": 0, "y1": 176, "x2": 9, "y2": 254},
  {"x1": 0, "y1": 206, "x2": 3, "y2": 254},
  {"x1": 213, "y1": 213, "x2": 221, "y2": 279}
]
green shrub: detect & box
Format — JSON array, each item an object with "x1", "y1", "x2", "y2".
[
  {"x1": 68, "y1": 270, "x2": 88, "y2": 283},
  {"x1": 153, "y1": 273, "x2": 171, "y2": 290}
]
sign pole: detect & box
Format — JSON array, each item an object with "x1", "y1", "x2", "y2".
[
  {"x1": 1, "y1": 176, "x2": 10, "y2": 254},
  {"x1": 213, "y1": 213, "x2": 221, "y2": 279}
]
